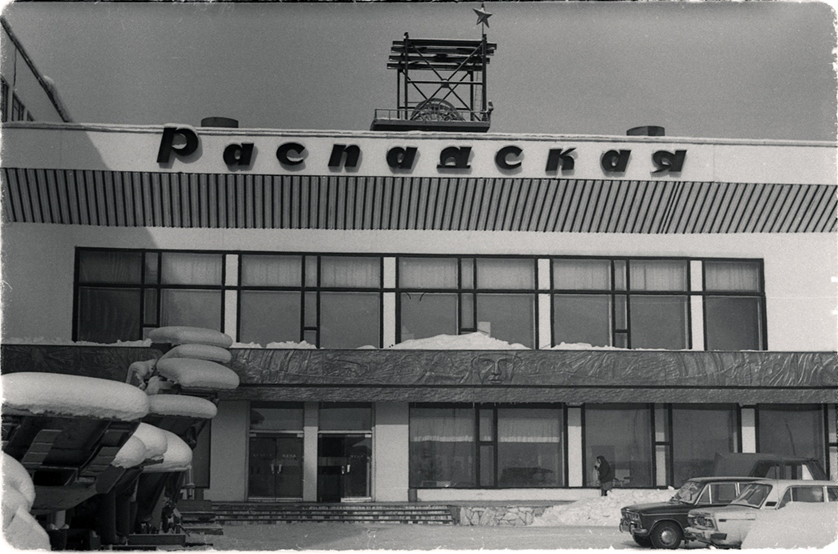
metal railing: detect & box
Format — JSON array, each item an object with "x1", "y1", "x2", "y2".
[{"x1": 373, "y1": 108, "x2": 491, "y2": 124}]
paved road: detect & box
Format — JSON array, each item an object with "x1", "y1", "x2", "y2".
[{"x1": 198, "y1": 523, "x2": 708, "y2": 551}]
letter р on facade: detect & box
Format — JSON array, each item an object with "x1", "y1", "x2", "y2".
[{"x1": 1, "y1": 20, "x2": 836, "y2": 508}]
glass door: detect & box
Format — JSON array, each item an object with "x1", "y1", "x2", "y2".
[
  {"x1": 248, "y1": 434, "x2": 303, "y2": 500},
  {"x1": 317, "y1": 434, "x2": 371, "y2": 502}
]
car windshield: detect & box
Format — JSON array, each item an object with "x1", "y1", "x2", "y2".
[
  {"x1": 731, "y1": 483, "x2": 772, "y2": 508},
  {"x1": 671, "y1": 480, "x2": 703, "y2": 504}
]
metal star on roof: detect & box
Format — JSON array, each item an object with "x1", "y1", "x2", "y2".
[{"x1": 474, "y1": 4, "x2": 493, "y2": 28}]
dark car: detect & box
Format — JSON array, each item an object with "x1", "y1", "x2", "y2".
[{"x1": 619, "y1": 477, "x2": 761, "y2": 549}]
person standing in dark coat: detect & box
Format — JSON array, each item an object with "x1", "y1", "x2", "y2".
[{"x1": 594, "y1": 455, "x2": 614, "y2": 496}]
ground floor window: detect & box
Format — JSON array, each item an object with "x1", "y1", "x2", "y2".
[
  {"x1": 758, "y1": 404, "x2": 826, "y2": 467},
  {"x1": 409, "y1": 405, "x2": 564, "y2": 488},
  {"x1": 585, "y1": 404, "x2": 653, "y2": 487},
  {"x1": 671, "y1": 404, "x2": 739, "y2": 487}
]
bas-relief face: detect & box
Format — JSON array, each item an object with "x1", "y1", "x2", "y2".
[{"x1": 472, "y1": 353, "x2": 521, "y2": 385}]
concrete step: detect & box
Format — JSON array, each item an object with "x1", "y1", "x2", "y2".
[{"x1": 184, "y1": 502, "x2": 455, "y2": 525}]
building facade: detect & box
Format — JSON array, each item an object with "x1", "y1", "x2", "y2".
[{"x1": 1, "y1": 121, "x2": 836, "y2": 503}]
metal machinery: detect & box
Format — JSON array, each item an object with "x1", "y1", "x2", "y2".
[{"x1": 371, "y1": 33, "x2": 497, "y2": 132}]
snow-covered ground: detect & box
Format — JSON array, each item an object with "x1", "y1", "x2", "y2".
[{"x1": 531, "y1": 488, "x2": 675, "y2": 527}]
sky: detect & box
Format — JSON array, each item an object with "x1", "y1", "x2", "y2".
[{"x1": 1, "y1": 1, "x2": 836, "y2": 142}]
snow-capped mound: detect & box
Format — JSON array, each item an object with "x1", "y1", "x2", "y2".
[
  {"x1": 132, "y1": 423, "x2": 168, "y2": 460},
  {"x1": 390, "y1": 332, "x2": 529, "y2": 350},
  {"x1": 160, "y1": 343, "x2": 232, "y2": 364},
  {"x1": 149, "y1": 326, "x2": 233, "y2": 348},
  {"x1": 112, "y1": 435, "x2": 149, "y2": 469},
  {"x1": 2, "y1": 372, "x2": 150, "y2": 421},
  {"x1": 143, "y1": 429, "x2": 192, "y2": 473},
  {"x1": 531, "y1": 488, "x2": 674, "y2": 527},
  {"x1": 148, "y1": 394, "x2": 218, "y2": 419},
  {"x1": 2, "y1": 454, "x2": 35, "y2": 509},
  {"x1": 155, "y1": 358, "x2": 240, "y2": 390}
]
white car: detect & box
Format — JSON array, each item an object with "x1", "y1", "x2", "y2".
[{"x1": 685, "y1": 479, "x2": 838, "y2": 548}]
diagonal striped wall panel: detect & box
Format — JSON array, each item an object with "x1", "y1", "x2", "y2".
[{"x1": 2, "y1": 168, "x2": 835, "y2": 233}]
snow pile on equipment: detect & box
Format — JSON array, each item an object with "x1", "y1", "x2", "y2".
[
  {"x1": 112, "y1": 423, "x2": 169, "y2": 468},
  {"x1": 149, "y1": 326, "x2": 233, "y2": 348},
  {"x1": 2, "y1": 454, "x2": 50, "y2": 550},
  {"x1": 148, "y1": 394, "x2": 218, "y2": 419},
  {"x1": 390, "y1": 332, "x2": 529, "y2": 350},
  {"x1": 159, "y1": 343, "x2": 232, "y2": 364},
  {"x1": 112, "y1": 435, "x2": 149, "y2": 469},
  {"x1": 155, "y1": 358, "x2": 239, "y2": 390},
  {"x1": 740, "y1": 502, "x2": 838, "y2": 549},
  {"x1": 531, "y1": 488, "x2": 674, "y2": 527},
  {"x1": 2, "y1": 372, "x2": 150, "y2": 421},
  {"x1": 142, "y1": 429, "x2": 192, "y2": 473}
]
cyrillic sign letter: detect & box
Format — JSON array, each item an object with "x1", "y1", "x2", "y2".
[
  {"x1": 328, "y1": 144, "x2": 361, "y2": 169},
  {"x1": 601, "y1": 149, "x2": 631, "y2": 172},
  {"x1": 387, "y1": 147, "x2": 418, "y2": 170},
  {"x1": 495, "y1": 146, "x2": 523, "y2": 170},
  {"x1": 223, "y1": 143, "x2": 254, "y2": 166},
  {"x1": 545, "y1": 148, "x2": 576, "y2": 172},
  {"x1": 157, "y1": 126, "x2": 199, "y2": 163},
  {"x1": 276, "y1": 142, "x2": 305, "y2": 166},
  {"x1": 652, "y1": 150, "x2": 687, "y2": 173},
  {"x1": 437, "y1": 146, "x2": 472, "y2": 169}
]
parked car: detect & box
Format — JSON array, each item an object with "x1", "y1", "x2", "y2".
[
  {"x1": 711, "y1": 452, "x2": 828, "y2": 480},
  {"x1": 619, "y1": 476, "x2": 761, "y2": 549},
  {"x1": 685, "y1": 479, "x2": 838, "y2": 548}
]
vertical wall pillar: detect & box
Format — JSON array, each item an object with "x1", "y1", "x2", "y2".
[
  {"x1": 373, "y1": 402, "x2": 409, "y2": 501},
  {"x1": 205, "y1": 400, "x2": 249, "y2": 501},
  {"x1": 654, "y1": 404, "x2": 669, "y2": 486},
  {"x1": 827, "y1": 404, "x2": 837, "y2": 480},
  {"x1": 567, "y1": 405, "x2": 583, "y2": 487},
  {"x1": 383, "y1": 257, "x2": 397, "y2": 348},
  {"x1": 224, "y1": 254, "x2": 239, "y2": 340},
  {"x1": 303, "y1": 402, "x2": 319, "y2": 502},
  {"x1": 537, "y1": 259, "x2": 552, "y2": 349},
  {"x1": 689, "y1": 260, "x2": 704, "y2": 350},
  {"x1": 740, "y1": 406, "x2": 757, "y2": 453}
]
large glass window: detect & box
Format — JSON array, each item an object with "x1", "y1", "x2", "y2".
[
  {"x1": 704, "y1": 261, "x2": 764, "y2": 350},
  {"x1": 410, "y1": 405, "x2": 564, "y2": 489},
  {"x1": 585, "y1": 404, "x2": 653, "y2": 488},
  {"x1": 398, "y1": 257, "x2": 536, "y2": 347},
  {"x1": 410, "y1": 407, "x2": 476, "y2": 488},
  {"x1": 758, "y1": 405, "x2": 826, "y2": 467},
  {"x1": 671, "y1": 404, "x2": 739, "y2": 487}
]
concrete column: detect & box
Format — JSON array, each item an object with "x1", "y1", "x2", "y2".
[
  {"x1": 383, "y1": 257, "x2": 397, "y2": 347},
  {"x1": 537, "y1": 259, "x2": 552, "y2": 349},
  {"x1": 303, "y1": 402, "x2": 319, "y2": 502},
  {"x1": 373, "y1": 402, "x2": 410, "y2": 501},
  {"x1": 654, "y1": 404, "x2": 668, "y2": 486},
  {"x1": 827, "y1": 404, "x2": 837, "y2": 480},
  {"x1": 690, "y1": 260, "x2": 704, "y2": 350},
  {"x1": 740, "y1": 406, "x2": 757, "y2": 453},
  {"x1": 224, "y1": 254, "x2": 239, "y2": 340},
  {"x1": 567, "y1": 406, "x2": 583, "y2": 487},
  {"x1": 205, "y1": 400, "x2": 249, "y2": 501}
]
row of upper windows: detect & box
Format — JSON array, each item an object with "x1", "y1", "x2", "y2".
[
  {"x1": 74, "y1": 249, "x2": 765, "y2": 351},
  {"x1": 0, "y1": 77, "x2": 35, "y2": 123}
]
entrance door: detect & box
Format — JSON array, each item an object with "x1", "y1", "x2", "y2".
[
  {"x1": 317, "y1": 434, "x2": 371, "y2": 502},
  {"x1": 248, "y1": 435, "x2": 303, "y2": 500}
]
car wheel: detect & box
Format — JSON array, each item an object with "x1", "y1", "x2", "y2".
[
  {"x1": 632, "y1": 535, "x2": 653, "y2": 547},
  {"x1": 650, "y1": 522, "x2": 683, "y2": 550}
]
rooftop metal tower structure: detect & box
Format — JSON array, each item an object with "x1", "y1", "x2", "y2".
[{"x1": 371, "y1": 32, "x2": 497, "y2": 133}]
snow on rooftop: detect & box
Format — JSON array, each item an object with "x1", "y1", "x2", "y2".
[
  {"x1": 1, "y1": 372, "x2": 150, "y2": 421},
  {"x1": 143, "y1": 429, "x2": 192, "y2": 473},
  {"x1": 155, "y1": 358, "x2": 240, "y2": 390},
  {"x1": 148, "y1": 394, "x2": 218, "y2": 419},
  {"x1": 2, "y1": 337, "x2": 152, "y2": 347},
  {"x1": 531, "y1": 488, "x2": 674, "y2": 527},
  {"x1": 389, "y1": 332, "x2": 529, "y2": 350},
  {"x1": 232, "y1": 341, "x2": 317, "y2": 349}
]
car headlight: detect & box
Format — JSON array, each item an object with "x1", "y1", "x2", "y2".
[{"x1": 689, "y1": 514, "x2": 716, "y2": 530}]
